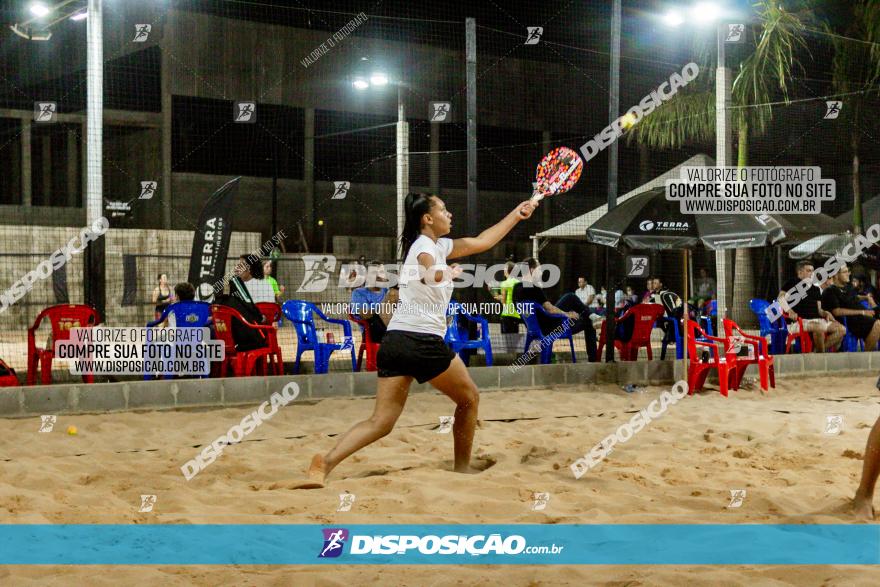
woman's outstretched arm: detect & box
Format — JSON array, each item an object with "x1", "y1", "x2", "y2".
[{"x1": 449, "y1": 200, "x2": 536, "y2": 260}]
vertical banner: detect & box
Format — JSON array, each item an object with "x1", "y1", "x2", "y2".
[
  {"x1": 187, "y1": 177, "x2": 240, "y2": 301},
  {"x1": 121, "y1": 254, "x2": 138, "y2": 306},
  {"x1": 52, "y1": 263, "x2": 69, "y2": 304}
]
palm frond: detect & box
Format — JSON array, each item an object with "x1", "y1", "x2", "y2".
[
  {"x1": 732, "y1": 0, "x2": 811, "y2": 133},
  {"x1": 625, "y1": 91, "x2": 714, "y2": 149}
]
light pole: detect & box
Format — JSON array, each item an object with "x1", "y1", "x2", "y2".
[
  {"x1": 604, "y1": 0, "x2": 621, "y2": 364},
  {"x1": 12, "y1": 1, "x2": 105, "y2": 316},
  {"x1": 353, "y1": 66, "x2": 409, "y2": 256},
  {"x1": 662, "y1": 2, "x2": 732, "y2": 320}
]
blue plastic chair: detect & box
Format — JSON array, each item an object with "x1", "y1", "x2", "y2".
[
  {"x1": 144, "y1": 301, "x2": 212, "y2": 380},
  {"x1": 749, "y1": 299, "x2": 788, "y2": 355},
  {"x1": 659, "y1": 316, "x2": 715, "y2": 360},
  {"x1": 700, "y1": 300, "x2": 717, "y2": 335},
  {"x1": 658, "y1": 316, "x2": 683, "y2": 360},
  {"x1": 840, "y1": 316, "x2": 866, "y2": 352},
  {"x1": 445, "y1": 302, "x2": 493, "y2": 366},
  {"x1": 519, "y1": 301, "x2": 576, "y2": 364},
  {"x1": 147, "y1": 300, "x2": 212, "y2": 328},
  {"x1": 282, "y1": 300, "x2": 356, "y2": 374}
]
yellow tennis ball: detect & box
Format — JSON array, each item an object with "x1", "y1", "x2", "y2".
[{"x1": 67, "y1": 425, "x2": 77, "y2": 435}]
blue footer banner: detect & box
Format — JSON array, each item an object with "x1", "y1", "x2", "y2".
[{"x1": 0, "y1": 524, "x2": 878, "y2": 565}]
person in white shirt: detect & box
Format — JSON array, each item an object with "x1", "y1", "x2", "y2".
[
  {"x1": 574, "y1": 277, "x2": 595, "y2": 307},
  {"x1": 233, "y1": 255, "x2": 275, "y2": 303},
  {"x1": 285, "y1": 192, "x2": 538, "y2": 488}
]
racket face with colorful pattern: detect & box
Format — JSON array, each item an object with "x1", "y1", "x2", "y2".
[{"x1": 532, "y1": 146, "x2": 584, "y2": 201}]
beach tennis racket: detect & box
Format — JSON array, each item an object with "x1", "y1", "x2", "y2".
[{"x1": 520, "y1": 147, "x2": 584, "y2": 218}]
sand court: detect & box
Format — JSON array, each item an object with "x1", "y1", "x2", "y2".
[{"x1": 1, "y1": 374, "x2": 879, "y2": 584}]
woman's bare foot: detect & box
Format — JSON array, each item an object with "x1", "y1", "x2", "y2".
[
  {"x1": 454, "y1": 466, "x2": 485, "y2": 474},
  {"x1": 268, "y1": 454, "x2": 327, "y2": 490},
  {"x1": 853, "y1": 496, "x2": 875, "y2": 522},
  {"x1": 453, "y1": 455, "x2": 496, "y2": 474}
]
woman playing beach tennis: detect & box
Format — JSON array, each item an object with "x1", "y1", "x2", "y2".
[{"x1": 286, "y1": 193, "x2": 537, "y2": 488}]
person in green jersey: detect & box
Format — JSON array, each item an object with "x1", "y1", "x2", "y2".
[{"x1": 263, "y1": 260, "x2": 285, "y2": 303}]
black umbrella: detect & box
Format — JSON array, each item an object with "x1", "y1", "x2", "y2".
[
  {"x1": 772, "y1": 213, "x2": 848, "y2": 244},
  {"x1": 586, "y1": 187, "x2": 787, "y2": 250},
  {"x1": 586, "y1": 186, "x2": 786, "y2": 373}
]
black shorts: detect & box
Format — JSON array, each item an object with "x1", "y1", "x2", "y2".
[
  {"x1": 847, "y1": 316, "x2": 875, "y2": 340},
  {"x1": 377, "y1": 330, "x2": 456, "y2": 383},
  {"x1": 500, "y1": 316, "x2": 521, "y2": 334}
]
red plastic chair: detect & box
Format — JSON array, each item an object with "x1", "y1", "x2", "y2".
[
  {"x1": 784, "y1": 317, "x2": 813, "y2": 354},
  {"x1": 686, "y1": 321, "x2": 737, "y2": 397},
  {"x1": 256, "y1": 302, "x2": 284, "y2": 375},
  {"x1": 210, "y1": 305, "x2": 274, "y2": 377},
  {"x1": 349, "y1": 314, "x2": 380, "y2": 372},
  {"x1": 597, "y1": 303, "x2": 665, "y2": 361},
  {"x1": 27, "y1": 304, "x2": 101, "y2": 386},
  {"x1": 0, "y1": 357, "x2": 19, "y2": 387},
  {"x1": 722, "y1": 318, "x2": 775, "y2": 392}
]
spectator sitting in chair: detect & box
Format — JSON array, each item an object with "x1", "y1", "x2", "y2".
[
  {"x1": 489, "y1": 261, "x2": 521, "y2": 336},
  {"x1": 557, "y1": 276, "x2": 595, "y2": 313},
  {"x1": 512, "y1": 258, "x2": 597, "y2": 362},
  {"x1": 350, "y1": 261, "x2": 396, "y2": 343},
  {"x1": 653, "y1": 279, "x2": 685, "y2": 346},
  {"x1": 166, "y1": 282, "x2": 196, "y2": 328},
  {"x1": 213, "y1": 255, "x2": 269, "y2": 352},
  {"x1": 263, "y1": 260, "x2": 286, "y2": 303},
  {"x1": 821, "y1": 263, "x2": 880, "y2": 351},
  {"x1": 777, "y1": 260, "x2": 844, "y2": 353},
  {"x1": 591, "y1": 287, "x2": 606, "y2": 315},
  {"x1": 151, "y1": 282, "x2": 196, "y2": 328},
  {"x1": 640, "y1": 277, "x2": 656, "y2": 303},
  {"x1": 851, "y1": 274, "x2": 877, "y2": 307},
  {"x1": 689, "y1": 267, "x2": 716, "y2": 309},
  {"x1": 233, "y1": 255, "x2": 274, "y2": 303},
  {"x1": 573, "y1": 276, "x2": 595, "y2": 307}
]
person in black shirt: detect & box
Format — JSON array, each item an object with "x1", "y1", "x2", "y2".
[
  {"x1": 214, "y1": 255, "x2": 269, "y2": 352},
  {"x1": 821, "y1": 263, "x2": 880, "y2": 350},
  {"x1": 512, "y1": 258, "x2": 597, "y2": 362},
  {"x1": 778, "y1": 260, "x2": 844, "y2": 352},
  {"x1": 852, "y1": 274, "x2": 878, "y2": 306}
]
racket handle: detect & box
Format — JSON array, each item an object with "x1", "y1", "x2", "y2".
[{"x1": 520, "y1": 193, "x2": 542, "y2": 218}]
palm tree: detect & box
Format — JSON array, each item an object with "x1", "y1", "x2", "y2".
[
  {"x1": 626, "y1": 1, "x2": 811, "y2": 326},
  {"x1": 823, "y1": 0, "x2": 880, "y2": 234}
]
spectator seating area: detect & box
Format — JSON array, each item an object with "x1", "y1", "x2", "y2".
[{"x1": 6, "y1": 294, "x2": 875, "y2": 392}]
